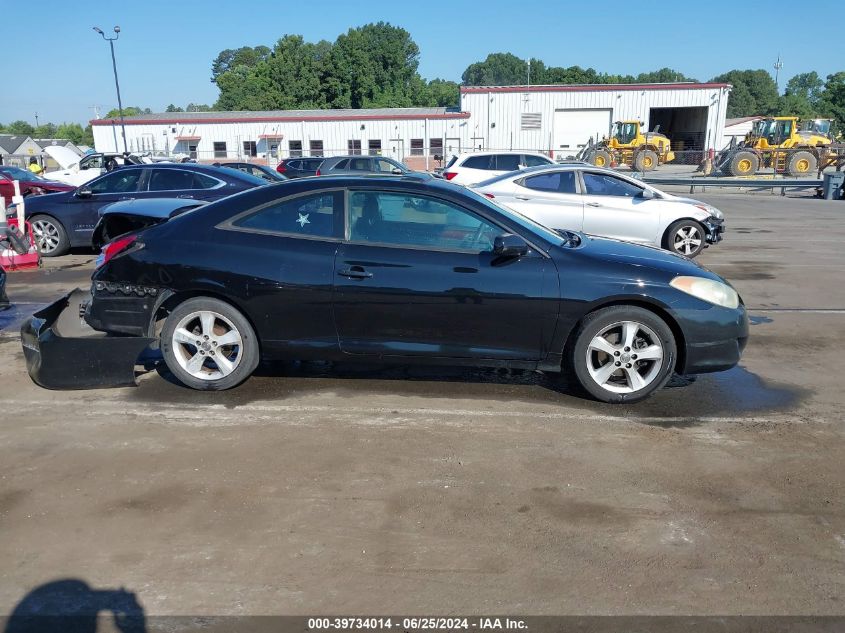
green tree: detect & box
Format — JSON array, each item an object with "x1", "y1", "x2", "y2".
[
  {"x1": 105, "y1": 106, "x2": 152, "y2": 118},
  {"x1": 819, "y1": 72, "x2": 845, "y2": 133},
  {"x1": 636, "y1": 68, "x2": 695, "y2": 83},
  {"x1": 33, "y1": 123, "x2": 58, "y2": 138},
  {"x1": 186, "y1": 103, "x2": 213, "y2": 112},
  {"x1": 420, "y1": 79, "x2": 460, "y2": 107},
  {"x1": 165, "y1": 104, "x2": 184, "y2": 112},
  {"x1": 461, "y1": 53, "x2": 528, "y2": 86},
  {"x1": 5, "y1": 120, "x2": 34, "y2": 135},
  {"x1": 55, "y1": 123, "x2": 87, "y2": 145},
  {"x1": 711, "y1": 70, "x2": 780, "y2": 117},
  {"x1": 211, "y1": 45, "x2": 271, "y2": 83}
]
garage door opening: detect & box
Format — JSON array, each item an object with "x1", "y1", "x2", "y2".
[{"x1": 648, "y1": 106, "x2": 708, "y2": 163}]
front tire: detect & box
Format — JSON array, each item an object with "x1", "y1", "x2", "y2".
[
  {"x1": 570, "y1": 306, "x2": 676, "y2": 404},
  {"x1": 664, "y1": 219, "x2": 706, "y2": 258},
  {"x1": 590, "y1": 149, "x2": 613, "y2": 168},
  {"x1": 30, "y1": 214, "x2": 69, "y2": 257},
  {"x1": 726, "y1": 150, "x2": 759, "y2": 177},
  {"x1": 634, "y1": 149, "x2": 659, "y2": 171},
  {"x1": 160, "y1": 297, "x2": 259, "y2": 390}
]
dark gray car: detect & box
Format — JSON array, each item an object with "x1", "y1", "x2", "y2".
[{"x1": 318, "y1": 155, "x2": 410, "y2": 176}]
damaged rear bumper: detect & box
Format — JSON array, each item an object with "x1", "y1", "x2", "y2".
[{"x1": 20, "y1": 289, "x2": 155, "y2": 389}]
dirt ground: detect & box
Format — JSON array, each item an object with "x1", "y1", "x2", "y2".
[{"x1": 0, "y1": 192, "x2": 843, "y2": 617}]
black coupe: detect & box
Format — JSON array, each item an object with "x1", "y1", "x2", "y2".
[{"x1": 64, "y1": 175, "x2": 746, "y2": 403}]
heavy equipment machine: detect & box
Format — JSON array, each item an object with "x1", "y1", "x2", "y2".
[
  {"x1": 583, "y1": 121, "x2": 675, "y2": 171},
  {"x1": 716, "y1": 116, "x2": 834, "y2": 177}
]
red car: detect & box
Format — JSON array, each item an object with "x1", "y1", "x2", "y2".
[{"x1": 0, "y1": 165, "x2": 74, "y2": 201}]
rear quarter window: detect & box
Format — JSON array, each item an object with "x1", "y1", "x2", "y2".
[{"x1": 461, "y1": 155, "x2": 493, "y2": 170}]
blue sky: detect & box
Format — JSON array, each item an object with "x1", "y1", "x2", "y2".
[{"x1": 2, "y1": 0, "x2": 843, "y2": 125}]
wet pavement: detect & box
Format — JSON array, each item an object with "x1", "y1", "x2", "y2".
[{"x1": 0, "y1": 194, "x2": 843, "y2": 615}]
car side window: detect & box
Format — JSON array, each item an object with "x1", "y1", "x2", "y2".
[
  {"x1": 147, "y1": 169, "x2": 195, "y2": 191},
  {"x1": 334, "y1": 159, "x2": 350, "y2": 170},
  {"x1": 522, "y1": 154, "x2": 551, "y2": 167},
  {"x1": 374, "y1": 159, "x2": 398, "y2": 173},
  {"x1": 349, "y1": 158, "x2": 371, "y2": 171},
  {"x1": 348, "y1": 190, "x2": 501, "y2": 252},
  {"x1": 462, "y1": 155, "x2": 492, "y2": 170},
  {"x1": 582, "y1": 172, "x2": 643, "y2": 198},
  {"x1": 81, "y1": 155, "x2": 103, "y2": 170},
  {"x1": 88, "y1": 170, "x2": 141, "y2": 194},
  {"x1": 232, "y1": 191, "x2": 341, "y2": 238},
  {"x1": 521, "y1": 171, "x2": 578, "y2": 194},
  {"x1": 494, "y1": 154, "x2": 521, "y2": 171},
  {"x1": 192, "y1": 173, "x2": 221, "y2": 189}
]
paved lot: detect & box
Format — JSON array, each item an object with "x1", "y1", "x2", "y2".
[{"x1": 0, "y1": 193, "x2": 843, "y2": 616}]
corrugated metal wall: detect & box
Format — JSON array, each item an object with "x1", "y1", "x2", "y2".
[{"x1": 460, "y1": 86, "x2": 730, "y2": 154}]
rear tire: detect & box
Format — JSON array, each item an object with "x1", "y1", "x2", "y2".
[
  {"x1": 569, "y1": 306, "x2": 676, "y2": 404},
  {"x1": 727, "y1": 150, "x2": 759, "y2": 177},
  {"x1": 787, "y1": 150, "x2": 817, "y2": 177},
  {"x1": 160, "y1": 297, "x2": 259, "y2": 391},
  {"x1": 634, "y1": 149, "x2": 659, "y2": 171},
  {"x1": 590, "y1": 149, "x2": 613, "y2": 168},
  {"x1": 30, "y1": 214, "x2": 69, "y2": 257},
  {"x1": 664, "y1": 219, "x2": 706, "y2": 258}
]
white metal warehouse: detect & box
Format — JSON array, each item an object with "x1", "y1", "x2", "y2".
[{"x1": 91, "y1": 82, "x2": 731, "y2": 165}]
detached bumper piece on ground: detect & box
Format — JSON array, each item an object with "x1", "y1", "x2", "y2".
[{"x1": 21, "y1": 289, "x2": 155, "y2": 389}]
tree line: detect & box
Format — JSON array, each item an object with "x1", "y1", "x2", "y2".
[
  {"x1": 0, "y1": 121, "x2": 94, "y2": 147},
  {"x1": 207, "y1": 25, "x2": 844, "y2": 130}
]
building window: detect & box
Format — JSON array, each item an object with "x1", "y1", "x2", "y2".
[
  {"x1": 368, "y1": 139, "x2": 382, "y2": 155},
  {"x1": 521, "y1": 113, "x2": 542, "y2": 130},
  {"x1": 243, "y1": 141, "x2": 257, "y2": 157},
  {"x1": 269, "y1": 143, "x2": 279, "y2": 158},
  {"x1": 347, "y1": 140, "x2": 362, "y2": 155},
  {"x1": 289, "y1": 140, "x2": 303, "y2": 158},
  {"x1": 213, "y1": 142, "x2": 227, "y2": 158},
  {"x1": 188, "y1": 144, "x2": 198, "y2": 159},
  {"x1": 429, "y1": 138, "x2": 443, "y2": 158},
  {"x1": 410, "y1": 138, "x2": 424, "y2": 156},
  {"x1": 310, "y1": 140, "x2": 324, "y2": 157}
]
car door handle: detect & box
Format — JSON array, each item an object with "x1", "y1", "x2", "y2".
[
  {"x1": 586, "y1": 202, "x2": 601, "y2": 207},
  {"x1": 338, "y1": 267, "x2": 373, "y2": 279},
  {"x1": 118, "y1": 196, "x2": 135, "y2": 201},
  {"x1": 177, "y1": 194, "x2": 194, "y2": 199},
  {"x1": 514, "y1": 195, "x2": 531, "y2": 201}
]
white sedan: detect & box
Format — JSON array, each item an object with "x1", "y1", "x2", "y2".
[{"x1": 473, "y1": 165, "x2": 725, "y2": 258}]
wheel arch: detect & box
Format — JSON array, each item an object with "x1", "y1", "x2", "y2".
[
  {"x1": 661, "y1": 216, "x2": 706, "y2": 249},
  {"x1": 562, "y1": 297, "x2": 687, "y2": 373},
  {"x1": 150, "y1": 289, "x2": 263, "y2": 356}
]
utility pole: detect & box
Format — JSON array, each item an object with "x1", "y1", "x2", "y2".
[
  {"x1": 34, "y1": 112, "x2": 39, "y2": 127},
  {"x1": 773, "y1": 54, "x2": 783, "y2": 90},
  {"x1": 93, "y1": 26, "x2": 128, "y2": 154}
]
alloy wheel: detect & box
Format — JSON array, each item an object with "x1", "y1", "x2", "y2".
[
  {"x1": 32, "y1": 219, "x2": 60, "y2": 254},
  {"x1": 171, "y1": 310, "x2": 244, "y2": 380},
  {"x1": 673, "y1": 225, "x2": 702, "y2": 256},
  {"x1": 585, "y1": 320, "x2": 664, "y2": 394}
]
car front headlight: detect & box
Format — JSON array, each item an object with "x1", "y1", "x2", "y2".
[
  {"x1": 694, "y1": 204, "x2": 723, "y2": 220},
  {"x1": 670, "y1": 276, "x2": 739, "y2": 309}
]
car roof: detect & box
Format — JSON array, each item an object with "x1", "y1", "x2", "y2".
[
  {"x1": 473, "y1": 163, "x2": 655, "y2": 188},
  {"x1": 455, "y1": 150, "x2": 550, "y2": 158}
]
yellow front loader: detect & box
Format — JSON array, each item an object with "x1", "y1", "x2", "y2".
[
  {"x1": 716, "y1": 117, "x2": 833, "y2": 177},
  {"x1": 585, "y1": 121, "x2": 675, "y2": 171}
]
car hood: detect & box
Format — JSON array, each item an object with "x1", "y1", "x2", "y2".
[
  {"x1": 43, "y1": 146, "x2": 82, "y2": 169},
  {"x1": 572, "y1": 233, "x2": 722, "y2": 281},
  {"x1": 658, "y1": 194, "x2": 723, "y2": 220},
  {"x1": 98, "y1": 197, "x2": 208, "y2": 219}
]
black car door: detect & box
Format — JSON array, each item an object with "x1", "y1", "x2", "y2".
[
  {"x1": 218, "y1": 189, "x2": 345, "y2": 356},
  {"x1": 333, "y1": 189, "x2": 555, "y2": 360},
  {"x1": 66, "y1": 169, "x2": 143, "y2": 241}
]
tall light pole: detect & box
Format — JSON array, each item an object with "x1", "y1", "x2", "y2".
[{"x1": 93, "y1": 26, "x2": 127, "y2": 154}]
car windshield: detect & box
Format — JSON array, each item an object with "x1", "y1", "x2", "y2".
[
  {"x1": 0, "y1": 166, "x2": 42, "y2": 181},
  {"x1": 461, "y1": 187, "x2": 565, "y2": 247}
]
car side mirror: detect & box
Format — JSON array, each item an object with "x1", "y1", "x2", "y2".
[
  {"x1": 638, "y1": 188, "x2": 655, "y2": 199},
  {"x1": 493, "y1": 233, "x2": 528, "y2": 258},
  {"x1": 75, "y1": 186, "x2": 93, "y2": 198},
  {"x1": 391, "y1": 167, "x2": 404, "y2": 175}
]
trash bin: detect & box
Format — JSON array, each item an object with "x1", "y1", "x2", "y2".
[{"x1": 822, "y1": 172, "x2": 844, "y2": 200}]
